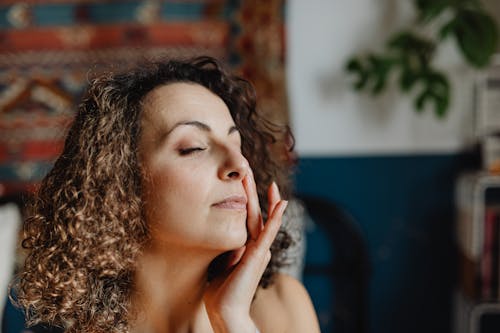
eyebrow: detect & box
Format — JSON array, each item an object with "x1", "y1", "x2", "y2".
[{"x1": 166, "y1": 120, "x2": 238, "y2": 136}]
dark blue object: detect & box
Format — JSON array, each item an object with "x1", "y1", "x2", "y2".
[{"x1": 300, "y1": 195, "x2": 371, "y2": 333}]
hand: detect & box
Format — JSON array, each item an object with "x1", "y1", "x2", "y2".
[{"x1": 203, "y1": 168, "x2": 288, "y2": 333}]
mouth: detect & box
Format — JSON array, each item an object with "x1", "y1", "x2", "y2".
[{"x1": 212, "y1": 195, "x2": 247, "y2": 210}]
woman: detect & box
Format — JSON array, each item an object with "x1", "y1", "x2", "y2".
[{"x1": 13, "y1": 56, "x2": 320, "y2": 333}]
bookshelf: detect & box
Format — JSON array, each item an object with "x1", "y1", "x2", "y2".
[{"x1": 454, "y1": 172, "x2": 500, "y2": 333}]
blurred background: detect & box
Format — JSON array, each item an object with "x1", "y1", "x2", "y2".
[{"x1": 0, "y1": 1, "x2": 500, "y2": 333}]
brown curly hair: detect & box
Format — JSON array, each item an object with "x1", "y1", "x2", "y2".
[{"x1": 12, "y1": 56, "x2": 293, "y2": 333}]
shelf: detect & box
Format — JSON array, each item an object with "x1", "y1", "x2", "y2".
[
  {"x1": 456, "y1": 172, "x2": 500, "y2": 260},
  {"x1": 455, "y1": 171, "x2": 500, "y2": 333},
  {"x1": 454, "y1": 292, "x2": 500, "y2": 333}
]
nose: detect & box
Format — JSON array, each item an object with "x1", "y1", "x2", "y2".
[{"x1": 218, "y1": 146, "x2": 248, "y2": 181}]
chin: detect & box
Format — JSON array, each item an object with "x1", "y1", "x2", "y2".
[
  {"x1": 216, "y1": 229, "x2": 247, "y2": 251},
  {"x1": 207, "y1": 233, "x2": 247, "y2": 280},
  {"x1": 208, "y1": 214, "x2": 247, "y2": 249}
]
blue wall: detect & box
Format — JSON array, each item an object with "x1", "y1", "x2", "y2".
[{"x1": 295, "y1": 152, "x2": 479, "y2": 333}]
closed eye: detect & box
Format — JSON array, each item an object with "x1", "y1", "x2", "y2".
[{"x1": 178, "y1": 147, "x2": 207, "y2": 156}]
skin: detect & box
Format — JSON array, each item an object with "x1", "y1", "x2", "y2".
[{"x1": 133, "y1": 82, "x2": 320, "y2": 333}]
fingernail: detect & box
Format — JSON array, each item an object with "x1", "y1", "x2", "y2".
[
  {"x1": 244, "y1": 172, "x2": 252, "y2": 185},
  {"x1": 271, "y1": 181, "x2": 278, "y2": 192},
  {"x1": 280, "y1": 200, "x2": 288, "y2": 213}
]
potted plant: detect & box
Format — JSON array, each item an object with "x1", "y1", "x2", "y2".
[{"x1": 346, "y1": 0, "x2": 498, "y2": 117}]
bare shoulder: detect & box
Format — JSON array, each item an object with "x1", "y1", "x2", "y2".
[{"x1": 251, "y1": 273, "x2": 321, "y2": 333}]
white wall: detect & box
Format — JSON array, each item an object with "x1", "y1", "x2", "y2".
[{"x1": 286, "y1": 0, "x2": 483, "y2": 156}]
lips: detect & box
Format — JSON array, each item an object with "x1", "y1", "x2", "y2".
[{"x1": 212, "y1": 195, "x2": 247, "y2": 210}]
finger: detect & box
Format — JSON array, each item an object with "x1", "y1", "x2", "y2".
[
  {"x1": 206, "y1": 246, "x2": 246, "y2": 289},
  {"x1": 224, "y1": 200, "x2": 288, "y2": 293},
  {"x1": 257, "y1": 200, "x2": 288, "y2": 250},
  {"x1": 243, "y1": 168, "x2": 262, "y2": 240},
  {"x1": 267, "y1": 181, "x2": 281, "y2": 216},
  {"x1": 233, "y1": 199, "x2": 287, "y2": 275},
  {"x1": 226, "y1": 246, "x2": 246, "y2": 268}
]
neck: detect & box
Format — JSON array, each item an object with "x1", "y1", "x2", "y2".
[{"x1": 131, "y1": 244, "x2": 220, "y2": 333}]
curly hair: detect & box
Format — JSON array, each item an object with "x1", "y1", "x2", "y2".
[{"x1": 12, "y1": 56, "x2": 293, "y2": 333}]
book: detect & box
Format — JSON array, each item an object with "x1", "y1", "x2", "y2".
[{"x1": 482, "y1": 207, "x2": 496, "y2": 299}]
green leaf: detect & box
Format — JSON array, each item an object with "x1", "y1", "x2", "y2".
[
  {"x1": 367, "y1": 55, "x2": 395, "y2": 95},
  {"x1": 399, "y1": 69, "x2": 419, "y2": 92},
  {"x1": 388, "y1": 32, "x2": 436, "y2": 64},
  {"x1": 414, "y1": 70, "x2": 450, "y2": 116},
  {"x1": 346, "y1": 58, "x2": 362, "y2": 72},
  {"x1": 355, "y1": 75, "x2": 368, "y2": 90},
  {"x1": 435, "y1": 94, "x2": 450, "y2": 117},
  {"x1": 345, "y1": 58, "x2": 369, "y2": 90},
  {"x1": 414, "y1": 68, "x2": 450, "y2": 118},
  {"x1": 452, "y1": 9, "x2": 499, "y2": 67},
  {"x1": 415, "y1": 0, "x2": 450, "y2": 23},
  {"x1": 388, "y1": 31, "x2": 417, "y2": 50},
  {"x1": 454, "y1": 0, "x2": 481, "y2": 10},
  {"x1": 439, "y1": 18, "x2": 457, "y2": 39},
  {"x1": 415, "y1": 91, "x2": 430, "y2": 112},
  {"x1": 428, "y1": 71, "x2": 450, "y2": 94}
]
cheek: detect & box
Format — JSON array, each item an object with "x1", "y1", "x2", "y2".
[
  {"x1": 142, "y1": 165, "x2": 209, "y2": 221},
  {"x1": 157, "y1": 165, "x2": 207, "y2": 196}
]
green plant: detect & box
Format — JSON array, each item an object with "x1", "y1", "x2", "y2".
[{"x1": 346, "y1": 0, "x2": 498, "y2": 117}]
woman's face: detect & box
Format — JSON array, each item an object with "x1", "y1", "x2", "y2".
[{"x1": 138, "y1": 82, "x2": 249, "y2": 253}]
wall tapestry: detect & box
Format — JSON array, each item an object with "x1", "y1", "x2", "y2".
[{"x1": 0, "y1": 0, "x2": 287, "y2": 196}]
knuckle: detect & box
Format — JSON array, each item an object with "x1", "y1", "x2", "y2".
[
  {"x1": 249, "y1": 245, "x2": 267, "y2": 260},
  {"x1": 244, "y1": 245, "x2": 259, "y2": 259}
]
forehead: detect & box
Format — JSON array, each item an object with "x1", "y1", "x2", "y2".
[{"x1": 140, "y1": 82, "x2": 234, "y2": 128}]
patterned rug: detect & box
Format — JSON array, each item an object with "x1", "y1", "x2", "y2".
[{"x1": 0, "y1": 0, "x2": 287, "y2": 196}]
